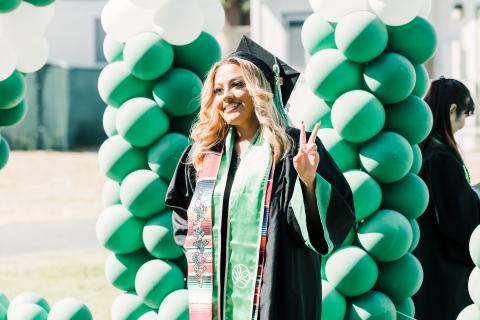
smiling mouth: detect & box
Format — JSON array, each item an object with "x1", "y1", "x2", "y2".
[{"x1": 224, "y1": 102, "x2": 241, "y2": 112}]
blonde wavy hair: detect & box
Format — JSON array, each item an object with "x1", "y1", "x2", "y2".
[{"x1": 189, "y1": 57, "x2": 292, "y2": 170}]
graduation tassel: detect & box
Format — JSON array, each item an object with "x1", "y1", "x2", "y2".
[{"x1": 273, "y1": 58, "x2": 289, "y2": 125}]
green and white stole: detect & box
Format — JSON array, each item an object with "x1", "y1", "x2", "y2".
[{"x1": 186, "y1": 128, "x2": 274, "y2": 320}]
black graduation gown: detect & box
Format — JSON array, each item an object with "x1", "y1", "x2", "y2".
[
  {"x1": 413, "y1": 141, "x2": 480, "y2": 319},
  {"x1": 165, "y1": 127, "x2": 355, "y2": 320}
]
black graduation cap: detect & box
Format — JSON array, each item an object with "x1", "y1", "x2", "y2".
[{"x1": 230, "y1": 36, "x2": 300, "y2": 107}]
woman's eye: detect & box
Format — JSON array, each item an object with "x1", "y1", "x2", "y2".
[
  {"x1": 214, "y1": 88, "x2": 222, "y2": 95},
  {"x1": 233, "y1": 81, "x2": 244, "y2": 88}
]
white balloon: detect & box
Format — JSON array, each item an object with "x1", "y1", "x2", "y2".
[
  {"x1": 153, "y1": 0, "x2": 204, "y2": 45},
  {"x1": 198, "y1": 0, "x2": 225, "y2": 34},
  {"x1": 129, "y1": 0, "x2": 169, "y2": 9},
  {"x1": 418, "y1": 0, "x2": 432, "y2": 18},
  {"x1": 368, "y1": 0, "x2": 423, "y2": 26},
  {"x1": 309, "y1": 0, "x2": 370, "y2": 22},
  {"x1": 0, "y1": 37, "x2": 16, "y2": 81},
  {"x1": 0, "y1": 1, "x2": 54, "y2": 38},
  {"x1": 101, "y1": 0, "x2": 154, "y2": 42},
  {"x1": 10, "y1": 37, "x2": 49, "y2": 73}
]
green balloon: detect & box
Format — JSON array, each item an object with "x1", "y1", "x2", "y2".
[
  {"x1": 173, "y1": 32, "x2": 221, "y2": 80},
  {"x1": 116, "y1": 97, "x2": 169, "y2": 147},
  {"x1": 143, "y1": 211, "x2": 183, "y2": 260},
  {"x1": 458, "y1": 305, "x2": 480, "y2": 320},
  {"x1": 168, "y1": 112, "x2": 198, "y2": 136},
  {"x1": 409, "y1": 219, "x2": 420, "y2": 252},
  {"x1": 306, "y1": 49, "x2": 363, "y2": 102},
  {"x1": 364, "y1": 52, "x2": 416, "y2": 104},
  {"x1": 0, "y1": 0, "x2": 21, "y2": 12},
  {"x1": 157, "y1": 290, "x2": 189, "y2": 320},
  {"x1": 331, "y1": 90, "x2": 385, "y2": 143},
  {"x1": 0, "y1": 137, "x2": 10, "y2": 170},
  {"x1": 468, "y1": 267, "x2": 480, "y2": 308},
  {"x1": 120, "y1": 169, "x2": 168, "y2": 219},
  {"x1": 292, "y1": 91, "x2": 332, "y2": 131},
  {"x1": 387, "y1": 17, "x2": 437, "y2": 65},
  {"x1": 0, "y1": 292, "x2": 9, "y2": 309},
  {"x1": 358, "y1": 209, "x2": 413, "y2": 262},
  {"x1": 103, "y1": 36, "x2": 124, "y2": 63},
  {"x1": 105, "y1": 249, "x2": 152, "y2": 291},
  {"x1": 0, "y1": 304, "x2": 5, "y2": 320},
  {"x1": 321, "y1": 280, "x2": 347, "y2": 320},
  {"x1": 47, "y1": 299, "x2": 93, "y2": 320},
  {"x1": 381, "y1": 173, "x2": 429, "y2": 220},
  {"x1": 0, "y1": 100, "x2": 27, "y2": 127},
  {"x1": 318, "y1": 128, "x2": 358, "y2": 172},
  {"x1": 96, "y1": 204, "x2": 145, "y2": 254},
  {"x1": 384, "y1": 95, "x2": 433, "y2": 145},
  {"x1": 394, "y1": 298, "x2": 415, "y2": 320},
  {"x1": 412, "y1": 65, "x2": 429, "y2": 97},
  {"x1": 410, "y1": 144, "x2": 422, "y2": 174},
  {"x1": 135, "y1": 259, "x2": 185, "y2": 308},
  {"x1": 103, "y1": 105, "x2": 118, "y2": 137},
  {"x1": 153, "y1": 68, "x2": 202, "y2": 117},
  {"x1": 343, "y1": 170, "x2": 382, "y2": 221},
  {"x1": 24, "y1": 0, "x2": 55, "y2": 6},
  {"x1": 111, "y1": 292, "x2": 155, "y2": 320},
  {"x1": 172, "y1": 254, "x2": 188, "y2": 278},
  {"x1": 376, "y1": 253, "x2": 423, "y2": 300},
  {"x1": 0, "y1": 71, "x2": 26, "y2": 110},
  {"x1": 148, "y1": 133, "x2": 190, "y2": 181},
  {"x1": 345, "y1": 291, "x2": 396, "y2": 320},
  {"x1": 7, "y1": 304, "x2": 47, "y2": 320},
  {"x1": 98, "y1": 135, "x2": 148, "y2": 182},
  {"x1": 124, "y1": 32, "x2": 174, "y2": 81},
  {"x1": 320, "y1": 111, "x2": 333, "y2": 129},
  {"x1": 9, "y1": 293, "x2": 49, "y2": 312},
  {"x1": 325, "y1": 246, "x2": 378, "y2": 297},
  {"x1": 335, "y1": 11, "x2": 387, "y2": 63},
  {"x1": 102, "y1": 179, "x2": 121, "y2": 207},
  {"x1": 301, "y1": 13, "x2": 336, "y2": 55},
  {"x1": 470, "y1": 225, "x2": 480, "y2": 268},
  {"x1": 98, "y1": 61, "x2": 153, "y2": 108},
  {"x1": 359, "y1": 132, "x2": 413, "y2": 183}
]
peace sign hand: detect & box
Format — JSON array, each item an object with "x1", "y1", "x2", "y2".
[{"x1": 293, "y1": 123, "x2": 320, "y2": 187}]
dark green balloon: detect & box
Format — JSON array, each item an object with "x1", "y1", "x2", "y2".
[
  {"x1": 103, "y1": 36, "x2": 124, "y2": 63},
  {"x1": 301, "y1": 13, "x2": 336, "y2": 55},
  {"x1": 410, "y1": 144, "x2": 422, "y2": 174},
  {"x1": 322, "y1": 280, "x2": 347, "y2": 320},
  {"x1": 102, "y1": 179, "x2": 120, "y2": 207},
  {"x1": 105, "y1": 249, "x2": 152, "y2": 291},
  {"x1": 153, "y1": 68, "x2": 202, "y2": 117},
  {"x1": 0, "y1": 100, "x2": 26, "y2": 126},
  {"x1": 320, "y1": 111, "x2": 333, "y2": 129},
  {"x1": 102, "y1": 105, "x2": 118, "y2": 137},
  {"x1": 412, "y1": 64, "x2": 429, "y2": 97},
  {"x1": 0, "y1": 71, "x2": 26, "y2": 110},
  {"x1": 148, "y1": 133, "x2": 190, "y2": 181},
  {"x1": 0, "y1": 137, "x2": 9, "y2": 170},
  {"x1": 345, "y1": 291, "x2": 396, "y2": 320},
  {"x1": 394, "y1": 298, "x2": 415, "y2": 320},
  {"x1": 47, "y1": 298, "x2": 93, "y2": 320},
  {"x1": 344, "y1": 170, "x2": 382, "y2": 221},
  {"x1": 143, "y1": 211, "x2": 184, "y2": 259},
  {"x1": 318, "y1": 128, "x2": 358, "y2": 172},
  {"x1": 157, "y1": 290, "x2": 189, "y2": 320},
  {"x1": 24, "y1": 0, "x2": 55, "y2": 6},
  {"x1": 387, "y1": 16, "x2": 437, "y2": 65},
  {"x1": 409, "y1": 219, "x2": 420, "y2": 252},
  {"x1": 364, "y1": 52, "x2": 416, "y2": 104},
  {"x1": 0, "y1": 0, "x2": 21, "y2": 12},
  {"x1": 111, "y1": 292, "x2": 155, "y2": 320},
  {"x1": 169, "y1": 112, "x2": 198, "y2": 136},
  {"x1": 291, "y1": 91, "x2": 332, "y2": 131},
  {"x1": 173, "y1": 32, "x2": 221, "y2": 80}
]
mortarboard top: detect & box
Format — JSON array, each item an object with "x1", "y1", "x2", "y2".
[{"x1": 230, "y1": 36, "x2": 300, "y2": 107}]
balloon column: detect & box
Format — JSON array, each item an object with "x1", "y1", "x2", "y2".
[
  {"x1": 96, "y1": 0, "x2": 224, "y2": 318},
  {"x1": 0, "y1": 0, "x2": 55, "y2": 170},
  {"x1": 297, "y1": 0, "x2": 436, "y2": 318}
]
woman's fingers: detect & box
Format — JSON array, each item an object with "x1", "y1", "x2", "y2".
[
  {"x1": 308, "y1": 123, "x2": 320, "y2": 145},
  {"x1": 300, "y1": 122, "x2": 307, "y2": 146}
]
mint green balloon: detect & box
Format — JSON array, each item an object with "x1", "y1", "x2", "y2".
[
  {"x1": 116, "y1": 98, "x2": 169, "y2": 147},
  {"x1": 360, "y1": 132, "x2": 413, "y2": 183},
  {"x1": 301, "y1": 13, "x2": 336, "y2": 55},
  {"x1": 325, "y1": 246, "x2": 378, "y2": 297},
  {"x1": 412, "y1": 65, "x2": 429, "y2": 97},
  {"x1": 470, "y1": 225, "x2": 480, "y2": 268},
  {"x1": 124, "y1": 32, "x2": 174, "y2": 81},
  {"x1": 318, "y1": 128, "x2": 358, "y2": 172},
  {"x1": 173, "y1": 32, "x2": 221, "y2": 80},
  {"x1": 143, "y1": 211, "x2": 183, "y2": 259},
  {"x1": 468, "y1": 267, "x2": 480, "y2": 308},
  {"x1": 344, "y1": 170, "x2": 382, "y2": 221},
  {"x1": 0, "y1": 100, "x2": 26, "y2": 126},
  {"x1": 306, "y1": 49, "x2": 363, "y2": 102},
  {"x1": 47, "y1": 298, "x2": 93, "y2": 320},
  {"x1": 10, "y1": 293, "x2": 49, "y2": 313},
  {"x1": 153, "y1": 68, "x2": 202, "y2": 117},
  {"x1": 98, "y1": 135, "x2": 148, "y2": 182},
  {"x1": 410, "y1": 144, "x2": 422, "y2": 174},
  {"x1": 169, "y1": 112, "x2": 198, "y2": 136},
  {"x1": 120, "y1": 170, "x2": 168, "y2": 219},
  {"x1": 172, "y1": 254, "x2": 188, "y2": 278},
  {"x1": 157, "y1": 290, "x2": 189, "y2": 320},
  {"x1": 0, "y1": 292, "x2": 9, "y2": 309},
  {"x1": 381, "y1": 173, "x2": 429, "y2": 220},
  {"x1": 292, "y1": 92, "x2": 332, "y2": 131},
  {"x1": 376, "y1": 253, "x2": 423, "y2": 300},
  {"x1": 409, "y1": 219, "x2": 420, "y2": 252},
  {"x1": 387, "y1": 17, "x2": 437, "y2": 65},
  {"x1": 331, "y1": 90, "x2": 385, "y2": 143},
  {"x1": 135, "y1": 259, "x2": 185, "y2": 308},
  {"x1": 364, "y1": 52, "x2": 416, "y2": 104},
  {"x1": 0, "y1": 71, "x2": 26, "y2": 110},
  {"x1": 148, "y1": 133, "x2": 190, "y2": 181},
  {"x1": 111, "y1": 292, "x2": 155, "y2": 320},
  {"x1": 458, "y1": 305, "x2": 480, "y2": 320},
  {"x1": 320, "y1": 111, "x2": 333, "y2": 129},
  {"x1": 0, "y1": 0, "x2": 20, "y2": 12},
  {"x1": 322, "y1": 280, "x2": 347, "y2": 320},
  {"x1": 103, "y1": 106, "x2": 118, "y2": 137},
  {"x1": 7, "y1": 304, "x2": 47, "y2": 320},
  {"x1": 24, "y1": 0, "x2": 55, "y2": 6},
  {"x1": 0, "y1": 137, "x2": 10, "y2": 170},
  {"x1": 98, "y1": 62, "x2": 153, "y2": 108},
  {"x1": 0, "y1": 303, "x2": 5, "y2": 320},
  {"x1": 345, "y1": 291, "x2": 396, "y2": 320},
  {"x1": 335, "y1": 11, "x2": 387, "y2": 63},
  {"x1": 394, "y1": 298, "x2": 415, "y2": 320},
  {"x1": 96, "y1": 204, "x2": 145, "y2": 254},
  {"x1": 358, "y1": 209, "x2": 413, "y2": 262},
  {"x1": 384, "y1": 95, "x2": 433, "y2": 145},
  {"x1": 102, "y1": 179, "x2": 121, "y2": 207},
  {"x1": 105, "y1": 249, "x2": 152, "y2": 291},
  {"x1": 103, "y1": 36, "x2": 124, "y2": 63}
]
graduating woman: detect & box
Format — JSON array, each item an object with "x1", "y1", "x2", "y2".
[
  {"x1": 165, "y1": 36, "x2": 355, "y2": 320},
  {"x1": 413, "y1": 77, "x2": 480, "y2": 319}
]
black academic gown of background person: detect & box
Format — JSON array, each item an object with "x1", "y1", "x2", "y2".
[
  {"x1": 165, "y1": 127, "x2": 355, "y2": 320},
  {"x1": 413, "y1": 140, "x2": 480, "y2": 319}
]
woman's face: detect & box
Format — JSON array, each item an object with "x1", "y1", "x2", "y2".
[
  {"x1": 213, "y1": 63, "x2": 256, "y2": 127},
  {"x1": 450, "y1": 104, "x2": 470, "y2": 133}
]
